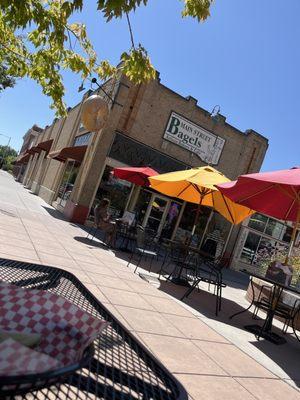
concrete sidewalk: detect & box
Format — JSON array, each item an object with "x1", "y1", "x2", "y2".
[{"x1": 0, "y1": 171, "x2": 299, "y2": 400}]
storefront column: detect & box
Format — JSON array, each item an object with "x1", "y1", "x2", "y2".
[
  {"x1": 63, "y1": 126, "x2": 115, "y2": 223},
  {"x1": 28, "y1": 152, "x2": 44, "y2": 189},
  {"x1": 22, "y1": 156, "x2": 35, "y2": 185},
  {"x1": 31, "y1": 151, "x2": 47, "y2": 194},
  {"x1": 126, "y1": 185, "x2": 141, "y2": 212}
]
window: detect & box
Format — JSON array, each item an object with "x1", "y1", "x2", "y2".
[
  {"x1": 134, "y1": 189, "x2": 152, "y2": 225},
  {"x1": 93, "y1": 166, "x2": 132, "y2": 218},
  {"x1": 248, "y1": 213, "x2": 268, "y2": 232},
  {"x1": 282, "y1": 225, "x2": 293, "y2": 243},
  {"x1": 254, "y1": 237, "x2": 277, "y2": 266},
  {"x1": 265, "y1": 218, "x2": 284, "y2": 239},
  {"x1": 240, "y1": 231, "x2": 261, "y2": 264},
  {"x1": 161, "y1": 201, "x2": 182, "y2": 239},
  {"x1": 175, "y1": 204, "x2": 211, "y2": 246}
]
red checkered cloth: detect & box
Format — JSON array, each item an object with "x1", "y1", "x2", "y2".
[
  {"x1": 0, "y1": 281, "x2": 108, "y2": 374},
  {"x1": 0, "y1": 338, "x2": 60, "y2": 376}
]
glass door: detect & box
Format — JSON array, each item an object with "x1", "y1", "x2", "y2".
[
  {"x1": 143, "y1": 195, "x2": 168, "y2": 236},
  {"x1": 56, "y1": 161, "x2": 78, "y2": 207}
]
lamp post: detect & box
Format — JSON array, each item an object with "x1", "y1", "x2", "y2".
[{"x1": 0, "y1": 133, "x2": 12, "y2": 169}]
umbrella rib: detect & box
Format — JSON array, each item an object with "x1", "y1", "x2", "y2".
[
  {"x1": 212, "y1": 189, "x2": 216, "y2": 211},
  {"x1": 276, "y1": 184, "x2": 299, "y2": 202},
  {"x1": 284, "y1": 198, "x2": 296, "y2": 220},
  {"x1": 220, "y1": 192, "x2": 235, "y2": 224},
  {"x1": 291, "y1": 186, "x2": 300, "y2": 202},
  {"x1": 191, "y1": 183, "x2": 213, "y2": 197},
  {"x1": 238, "y1": 183, "x2": 276, "y2": 202},
  {"x1": 177, "y1": 182, "x2": 193, "y2": 198}
]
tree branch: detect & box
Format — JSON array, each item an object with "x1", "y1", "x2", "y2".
[{"x1": 126, "y1": 12, "x2": 135, "y2": 49}]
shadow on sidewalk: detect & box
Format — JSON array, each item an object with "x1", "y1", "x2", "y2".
[
  {"x1": 42, "y1": 206, "x2": 68, "y2": 221},
  {"x1": 74, "y1": 236, "x2": 109, "y2": 250},
  {"x1": 156, "y1": 278, "x2": 300, "y2": 387}
]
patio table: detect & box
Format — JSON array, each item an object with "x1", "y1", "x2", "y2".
[
  {"x1": 230, "y1": 269, "x2": 300, "y2": 345},
  {"x1": 163, "y1": 241, "x2": 212, "y2": 287},
  {"x1": 0, "y1": 258, "x2": 187, "y2": 400}
]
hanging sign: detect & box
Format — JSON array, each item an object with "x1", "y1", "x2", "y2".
[{"x1": 163, "y1": 112, "x2": 225, "y2": 165}]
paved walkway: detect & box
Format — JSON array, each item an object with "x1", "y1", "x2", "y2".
[{"x1": 0, "y1": 171, "x2": 299, "y2": 400}]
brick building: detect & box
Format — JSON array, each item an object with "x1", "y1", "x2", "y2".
[
  {"x1": 14, "y1": 124, "x2": 43, "y2": 181},
  {"x1": 17, "y1": 73, "x2": 269, "y2": 265}
]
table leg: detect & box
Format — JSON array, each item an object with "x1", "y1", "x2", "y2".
[
  {"x1": 292, "y1": 308, "x2": 300, "y2": 342},
  {"x1": 245, "y1": 286, "x2": 286, "y2": 345},
  {"x1": 229, "y1": 277, "x2": 255, "y2": 320},
  {"x1": 168, "y1": 265, "x2": 191, "y2": 287}
]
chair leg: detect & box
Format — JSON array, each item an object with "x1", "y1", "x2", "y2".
[
  {"x1": 158, "y1": 257, "x2": 170, "y2": 280},
  {"x1": 282, "y1": 318, "x2": 290, "y2": 334},
  {"x1": 148, "y1": 255, "x2": 155, "y2": 273},
  {"x1": 134, "y1": 253, "x2": 143, "y2": 274},
  {"x1": 215, "y1": 285, "x2": 220, "y2": 316},
  {"x1": 91, "y1": 228, "x2": 98, "y2": 241},
  {"x1": 86, "y1": 226, "x2": 95, "y2": 239},
  {"x1": 181, "y1": 279, "x2": 200, "y2": 300},
  {"x1": 127, "y1": 251, "x2": 134, "y2": 268}
]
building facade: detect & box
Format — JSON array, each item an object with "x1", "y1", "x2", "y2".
[
  {"x1": 17, "y1": 73, "x2": 269, "y2": 267},
  {"x1": 13, "y1": 124, "x2": 43, "y2": 181}
]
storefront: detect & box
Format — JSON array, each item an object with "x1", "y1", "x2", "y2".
[
  {"x1": 231, "y1": 213, "x2": 299, "y2": 271},
  {"x1": 88, "y1": 132, "x2": 236, "y2": 257},
  {"x1": 20, "y1": 72, "x2": 269, "y2": 267}
]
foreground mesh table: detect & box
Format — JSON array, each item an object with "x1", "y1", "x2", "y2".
[{"x1": 0, "y1": 258, "x2": 187, "y2": 400}]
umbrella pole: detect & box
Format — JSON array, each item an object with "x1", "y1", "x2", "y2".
[
  {"x1": 285, "y1": 206, "x2": 300, "y2": 264},
  {"x1": 191, "y1": 195, "x2": 203, "y2": 236}
]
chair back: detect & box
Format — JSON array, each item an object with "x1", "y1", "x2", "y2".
[{"x1": 136, "y1": 226, "x2": 158, "y2": 250}]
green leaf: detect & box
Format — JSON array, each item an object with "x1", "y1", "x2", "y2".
[{"x1": 181, "y1": 0, "x2": 213, "y2": 22}]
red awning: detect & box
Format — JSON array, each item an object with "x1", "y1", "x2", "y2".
[
  {"x1": 17, "y1": 153, "x2": 31, "y2": 164},
  {"x1": 36, "y1": 139, "x2": 53, "y2": 154},
  {"x1": 25, "y1": 148, "x2": 36, "y2": 155},
  {"x1": 29, "y1": 146, "x2": 43, "y2": 154},
  {"x1": 25, "y1": 139, "x2": 54, "y2": 156},
  {"x1": 48, "y1": 145, "x2": 87, "y2": 163}
]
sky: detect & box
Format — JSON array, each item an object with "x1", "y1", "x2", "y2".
[{"x1": 0, "y1": 0, "x2": 299, "y2": 171}]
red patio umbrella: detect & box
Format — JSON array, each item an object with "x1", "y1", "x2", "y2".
[
  {"x1": 113, "y1": 166, "x2": 158, "y2": 187},
  {"x1": 216, "y1": 167, "x2": 300, "y2": 262}
]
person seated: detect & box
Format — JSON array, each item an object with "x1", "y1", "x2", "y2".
[{"x1": 94, "y1": 198, "x2": 117, "y2": 248}]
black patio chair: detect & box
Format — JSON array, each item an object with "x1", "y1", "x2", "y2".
[
  {"x1": 86, "y1": 205, "x2": 100, "y2": 241},
  {"x1": 86, "y1": 225, "x2": 100, "y2": 240},
  {"x1": 253, "y1": 285, "x2": 300, "y2": 338},
  {"x1": 157, "y1": 241, "x2": 190, "y2": 280},
  {"x1": 127, "y1": 226, "x2": 162, "y2": 274},
  {"x1": 181, "y1": 258, "x2": 226, "y2": 316},
  {"x1": 165, "y1": 249, "x2": 199, "y2": 285},
  {"x1": 117, "y1": 222, "x2": 137, "y2": 252}
]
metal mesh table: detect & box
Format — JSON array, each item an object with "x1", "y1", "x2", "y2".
[{"x1": 0, "y1": 258, "x2": 187, "y2": 400}]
